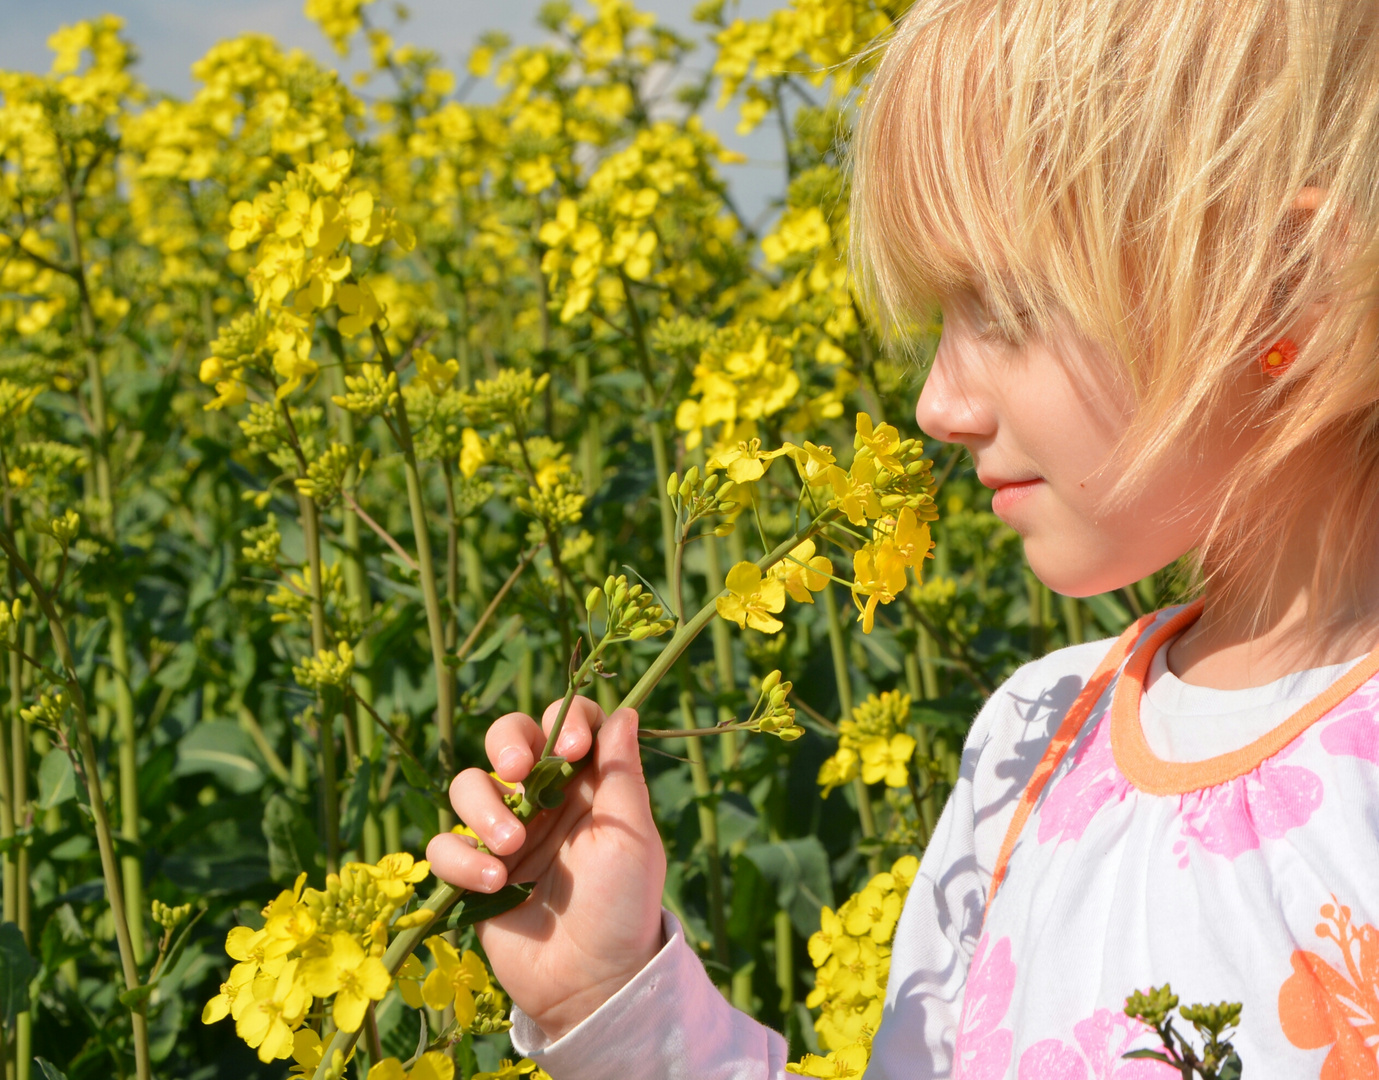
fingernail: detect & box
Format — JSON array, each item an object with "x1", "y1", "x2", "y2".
[
  {"x1": 555, "y1": 731, "x2": 578, "y2": 756},
  {"x1": 480, "y1": 865, "x2": 501, "y2": 892},
  {"x1": 496, "y1": 747, "x2": 525, "y2": 776},
  {"x1": 491, "y1": 819, "x2": 519, "y2": 850}
]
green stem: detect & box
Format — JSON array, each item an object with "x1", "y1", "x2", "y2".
[
  {"x1": 901, "y1": 604, "x2": 937, "y2": 838},
  {"x1": 328, "y1": 359, "x2": 381, "y2": 862},
  {"x1": 0, "y1": 532, "x2": 150, "y2": 1080},
  {"x1": 58, "y1": 142, "x2": 147, "y2": 962},
  {"x1": 679, "y1": 683, "x2": 730, "y2": 979},
  {"x1": 823, "y1": 585, "x2": 878, "y2": 870},
  {"x1": 298, "y1": 492, "x2": 340, "y2": 874},
  {"x1": 370, "y1": 326, "x2": 454, "y2": 826},
  {"x1": 309, "y1": 513, "x2": 835, "y2": 1077},
  {"x1": 1061, "y1": 593, "x2": 1084, "y2": 646},
  {"x1": 698, "y1": 453, "x2": 740, "y2": 776}
]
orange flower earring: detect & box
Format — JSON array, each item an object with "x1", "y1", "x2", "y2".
[{"x1": 1260, "y1": 338, "x2": 1297, "y2": 377}]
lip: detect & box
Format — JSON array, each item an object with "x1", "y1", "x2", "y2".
[{"x1": 986, "y1": 477, "x2": 1045, "y2": 517}]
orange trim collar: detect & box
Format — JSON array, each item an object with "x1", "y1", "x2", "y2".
[{"x1": 1111, "y1": 600, "x2": 1379, "y2": 796}]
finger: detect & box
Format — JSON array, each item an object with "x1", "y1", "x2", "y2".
[
  {"x1": 484, "y1": 712, "x2": 545, "y2": 783},
  {"x1": 539, "y1": 695, "x2": 603, "y2": 762},
  {"x1": 592, "y1": 707, "x2": 649, "y2": 795},
  {"x1": 450, "y1": 767, "x2": 526, "y2": 856},
  {"x1": 426, "y1": 831, "x2": 509, "y2": 894}
]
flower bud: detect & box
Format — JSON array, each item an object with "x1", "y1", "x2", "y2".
[
  {"x1": 760, "y1": 670, "x2": 782, "y2": 693},
  {"x1": 667, "y1": 472, "x2": 679, "y2": 498},
  {"x1": 713, "y1": 522, "x2": 735, "y2": 537},
  {"x1": 585, "y1": 586, "x2": 603, "y2": 613}
]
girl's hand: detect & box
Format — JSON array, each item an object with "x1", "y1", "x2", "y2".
[{"x1": 426, "y1": 697, "x2": 667, "y2": 1041}]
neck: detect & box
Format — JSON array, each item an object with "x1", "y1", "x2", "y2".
[{"x1": 1166, "y1": 517, "x2": 1379, "y2": 689}]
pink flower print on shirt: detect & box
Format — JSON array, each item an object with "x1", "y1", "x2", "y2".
[
  {"x1": 1038, "y1": 716, "x2": 1129, "y2": 846},
  {"x1": 1017, "y1": 1007, "x2": 1176, "y2": 1079},
  {"x1": 1036, "y1": 714, "x2": 1322, "y2": 868},
  {"x1": 1319, "y1": 675, "x2": 1379, "y2": 765},
  {"x1": 954, "y1": 935, "x2": 1016, "y2": 1080},
  {"x1": 1172, "y1": 738, "x2": 1322, "y2": 868}
]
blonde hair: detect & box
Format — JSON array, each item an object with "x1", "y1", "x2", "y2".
[{"x1": 851, "y1": 0, "x2": 1379, "y2": 629}]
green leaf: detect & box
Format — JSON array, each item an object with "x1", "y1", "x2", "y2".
[
  {"x1": 118, "y1": 983, "x2": 155, "y2": 1009},
  {"x1": 34, "y1": 1060, "x2": 68, "y2": 1080},
  {"x1": 474, "y1": 634, "x2": 528, "y2": 713},
  {"x1": 1218, "y1": 1049, "x2": 1243, "y2": 1080},
  {"x1": 1122, "y1": 1050, "x2": 1173, "y2": 1063},
  {"x1": 1084, "y1": 591, "x2": 1133, "y2": 635},
  {"x1": 36, "y1": 749, "x2": 76, "y2": 812},
  {"x1": 463, "y1": 614, "x2": 523, "y2": 665},
  {"x1": 742, "y1": 837, "x2": 835, "y2": 938},
  {"x1": 443, "y1": 882, "x2": 535, "y2": 931},
  {"x1": 340, "y1": 759, "x2": 372, "y2": 850},
  {"x1": 262, "y1": 794, "x2": 320, "y2": 883},
  {"x1": 152, "y1": 908, "x2": 206, "y2": 988},
  {"x1": 175, "y1": 721, "x2": 263, "y2": 793},
  {"x1": 0, "y1": 921, "x2": 35, "y2": 1027},
  {"x1": 727, "y1": 853, "x2": 770, "y2": 943},
  {"x1": 154, "y1": 641, "x2": 197, "y2": 690}
]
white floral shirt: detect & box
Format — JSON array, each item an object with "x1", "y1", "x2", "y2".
[{"x1": 514, "y1": 605, "x2": 1379, "y2": 1080}]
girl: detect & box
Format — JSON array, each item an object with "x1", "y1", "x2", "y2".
[{"x1": 427, "y1": 0, "x2": 1379, "y2": 1076}]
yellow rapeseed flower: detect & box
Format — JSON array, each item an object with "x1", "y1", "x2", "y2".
[
  {"x1": 716, "y1": 561, "x2": 786, "y2": 634},
  {"x1": 298, "y1": 931, "x2": 391, "y2": 1033},
  {"x1": 771, "y1": 539, "x2": 832, "y2": 604},
  {"x1": 421, "y1": 935, "x2": 491, "y2": 1027},
  {"x1": 859, "y1": 733, "x2": 916, "y2": 789},
  {"x1": 368, "y1": 1053, "x2": 454, "y2": 1080}
]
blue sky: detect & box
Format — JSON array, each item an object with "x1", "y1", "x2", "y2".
[{"x1": 1, "y1": 0, "x2": 786, "y2": 224}]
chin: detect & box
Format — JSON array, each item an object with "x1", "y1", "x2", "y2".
[{"x1": 1022, "y1": 541, "x2": 1130, "y2": 599}]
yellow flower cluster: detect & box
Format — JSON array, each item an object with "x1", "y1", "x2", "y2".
[
  {"x1": 788, "y1": 854, "x2": 920, "y2": 1077},
  {"x1": 539, "y1": 119, "x2": 743, "y2": 323},
  {"x1": 201, "y1": 854, "x2": 437, "y2": 1062},
  {"x1": 198, "y1": 150, "x2": 415, "y2": 407},
  {"x1": 817, "y1": 689, "x2": 916, "y2": 798},
  {"x1": 712, "y1": 415, "x2": 937, "y2": 637},
  {"x1": 676, "y1": 325, "x2": 801, "y2": 451},
  {"x1": 714, "y1": 0, "x2": 901, "y2": 132}
]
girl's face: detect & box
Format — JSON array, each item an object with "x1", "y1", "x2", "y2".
[{"x1": 917, "y1": 290, "x2": 1247, "y2": 597}]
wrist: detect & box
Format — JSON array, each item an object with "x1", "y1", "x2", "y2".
[{"x1": 532, "y1": 926, "x2": 667, "y2": 1042}]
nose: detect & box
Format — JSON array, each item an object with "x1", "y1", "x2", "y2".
[{"x1": 913, "y1": 334, "x2": 997, "y2": 446}]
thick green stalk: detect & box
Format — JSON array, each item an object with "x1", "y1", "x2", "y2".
[
  {"x1": 0, "y1": 533, "x2": 149, "y2": 1080},
  {"x1": 1061, "y1": 594, "x2": 1084, "y2": 646},
  {"x1": 13, "y1": 621, "x2": 31, "y2": 948},
  {"x1": 901, "y1": 605, "x2": 937, "y2": 839},
  {"x1": 329, "y1": 362, "x2": 381, "y2": 863},
  {"x1": 0, "y1": 642, "x2": 14, "y2": 927},
  {"x1": 371, "y1": 328, "x2": 454, "y2": 825},
  {"x1": 61, "y1": 152, "x2": 146, "y2": 963},
  {"x1": 1027, "y1": 571, "x2": 1046, "y2": 657},
  {"x1": 702, "y1": 534, "x2": 741, "y2": 774},
  {"x1": 298, "y1": 494, "x2": 340, "y2": 873},
  {"x1": 823, "y1": 585, "x2": 879, "y2": 872},
  {"x1": 310, "y1": 518, "x2": 833, "y2": 1077},
  {"x1": 679, "y1": 685, "x2": 730, "y2": 981}
]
